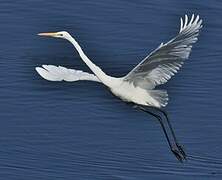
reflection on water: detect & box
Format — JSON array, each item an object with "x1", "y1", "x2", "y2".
[{"x1": 0, "y1": 0, "x2": 222, "y2": 179}]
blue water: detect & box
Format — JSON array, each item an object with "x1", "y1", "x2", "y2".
[{"x1": 1, "y1": 0, "x2": 222, "y2": 179}]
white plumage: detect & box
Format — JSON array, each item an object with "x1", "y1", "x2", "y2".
[
  {"x1": 36, "y1": 14, "x2": 202, "y2": 108},
  {"x1": 36, "y1": 65, "x2": 100, "y2": 82}
]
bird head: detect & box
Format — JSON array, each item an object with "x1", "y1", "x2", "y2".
[{"x1": 38, "y1": 31, "x2": 71, "y2": 39}]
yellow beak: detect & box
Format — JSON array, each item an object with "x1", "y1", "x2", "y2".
[{"x1": 37, "y1": 32, "x2": 58, "y2": 37}]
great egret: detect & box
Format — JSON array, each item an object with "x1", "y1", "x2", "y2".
[{"x1": 36, "y1": 14, "x2": 202, "y2": 162}]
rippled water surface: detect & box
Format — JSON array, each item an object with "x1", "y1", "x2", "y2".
[{"x1": 1, "y1": 0, "x2": 222, "y2": 179}]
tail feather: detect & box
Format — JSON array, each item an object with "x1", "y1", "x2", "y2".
[{"x1": 148, "y1": 90, "x2": 169, "y2": 107}]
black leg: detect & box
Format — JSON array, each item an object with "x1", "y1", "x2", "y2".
[
  {"x1": 135, "y1": 105, "x2": 186, "y2": 162},
  {"x1": 150, "y1": 107, "x2": 187, "y2": 159}
]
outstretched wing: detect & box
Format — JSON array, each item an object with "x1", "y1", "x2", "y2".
[
  {"x1": 35, "y1": 65, "x2": 101, "y2": 82},
  {"x1": 124, "y1": 14, "x2": 203, "y2": 89}
]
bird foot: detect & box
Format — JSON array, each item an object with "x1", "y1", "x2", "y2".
[
  {"x1": 176, "y1": 143, "x2": 187, "y2": 160},
  {"x1": 171, "y1": 145, "x2": 186, "y2": 162}
]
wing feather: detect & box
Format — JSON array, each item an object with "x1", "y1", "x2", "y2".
[
  {"x1": 124, "y1": 14, "x2": 202, "y2": 89},
  {"x1": 36, "y1": 65, "x2": 101, "y2": 82}
]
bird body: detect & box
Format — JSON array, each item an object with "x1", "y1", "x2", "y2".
[
  {"x1": 36, "y1": 14, "x2": 202, "y2": 108},
  {"x1": 109, "y1": 79, "x2": 167, "y2": 107}
]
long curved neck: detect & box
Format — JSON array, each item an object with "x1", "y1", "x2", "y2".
[{"x1": 67, "y1": 35, "x2": 111, "y2": 85}]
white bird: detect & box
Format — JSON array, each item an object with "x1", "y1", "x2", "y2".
[
  {"x1": 36, "y1": 14, "x2": 202, "y2": 162},
  {"x1": 36, "y1": 14, "x2": 202, "y2": 108}
]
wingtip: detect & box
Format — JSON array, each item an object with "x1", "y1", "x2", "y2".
[
  {"x1": 179, "y1": 14, "x2": 202, "y2": 32},
  {"x1": 180, "y1": 18, "x2": 183, "y2": 32},
  {"x1": 42, "y1": 64, "x2": 48, "y2": 69},
  {"x1": 184, "y1": 14, "x2": 188, "y2": 26},
  {"x1": 35, "y1": 66, "x2": 53, "y2": 81},
  {"x1": 35, "y1": 67, "x2": 42, "y2": 74}
]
